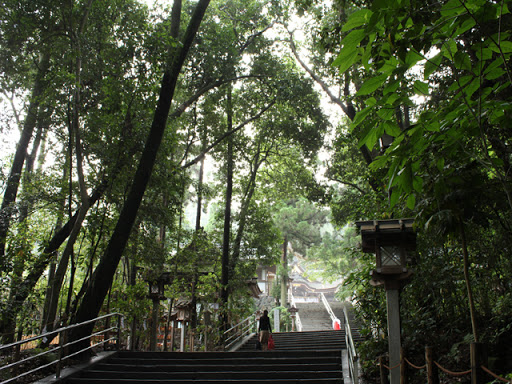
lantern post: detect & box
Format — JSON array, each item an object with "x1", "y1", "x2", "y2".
[
  {"x1": 148, "y1": 277, "x2": 166, "y2": 351},
  {"x1": 289, "y1": 306, "x2": 298, "y2": 332},
  {"x1": 356, "y1": 219, "x2": 416, "y2": 384}
]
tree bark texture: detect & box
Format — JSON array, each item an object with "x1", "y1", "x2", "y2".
[
  {"x1": 70, "y1": 0, "x2": 211, "y2": 349},
  {"x1": 221, "y1": 85, "x2": 234, "y2": 333}
]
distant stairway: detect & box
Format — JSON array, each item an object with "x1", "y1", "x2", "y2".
[
  {"x1": 239, "y1": 330, "x2": 346, "y2": 351},
  {"x1": 61, "y1": 350, "x2": 343, "y2": 383},
  {"x1": 295, "y1": 302, "x2": 332, "y2": 331}
]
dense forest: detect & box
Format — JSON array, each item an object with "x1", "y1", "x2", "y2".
[{"x1": 0, "y1": 0, "x2": 511, "y2": 381}]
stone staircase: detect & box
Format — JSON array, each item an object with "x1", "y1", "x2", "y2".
[
  {"x1": 58, "y1": 304, "x2": 363, "y2": 383},
  {"x1": 60, "y1": 349, "x2": 343, "y2": 383},
  {"x1": 295, "y1": 302, "x2": 333, "y2": 331},
  {"x1": 238, "y1": 330, "x2": 346, "y2": 351}
]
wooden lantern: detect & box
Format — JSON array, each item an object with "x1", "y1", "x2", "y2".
[{"x1": 356, "y1": 219, "x2": 416, "y2": 285}]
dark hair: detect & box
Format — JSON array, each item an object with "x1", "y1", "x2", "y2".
[{"x1": 263, "y1": 310, "x2": 268, "y2": 316}]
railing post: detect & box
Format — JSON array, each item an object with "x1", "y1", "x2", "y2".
[
  {"x1": 117, "y1": 314, "x2": 122, "y2": 351},
  {"x1": 400, "y1": 348, "x2": 407, "y2": 384},
  {"x1": 379, "y1": 356, "x2": 389, "y2": 384},
  {"x1": 471, "y1": 342, "x2": 487, "y2": 384},
  {"x1": 425, "y1": 346, "x2": 439, "y2": 384},
  {"x1": 56, "y1": 329, "x2": 65, "y2": 378}
]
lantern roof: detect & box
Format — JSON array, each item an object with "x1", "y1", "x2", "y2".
[{"x1": 355, "y1": 219, "x2": 416, "y2": 253}]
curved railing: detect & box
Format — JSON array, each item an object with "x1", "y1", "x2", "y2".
[
  {"x1": 320, "y1": 292, "x2": 340, "y2": 326},
  {"x1": 0, "y1": 313, "x2": 123, "y2": 384},
  {"x1": 223, "y1": 314, "x2": 256, "y2": 351},
  {"x1": 343, "y1": 306, "x2": 359, "y2": 384}
]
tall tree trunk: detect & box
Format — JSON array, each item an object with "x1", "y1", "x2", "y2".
[
  {"x1": 0, "y1": 50, "x2": 51, "y2": 273},
  {"x1": 190, "y1": 111, "x2": 206, "y2": 329},
  {"x1": 70, "y1": 0, "x2": 211, "y2": 351},
  {"x1": 280, "y1": 236, "x2": 288, "y2": 307},
  {"x1": 229, "y1": 145, "x2": 266, "y2": 275},
  {"x1": 459, "y1": 218, "x2": 479, "y2": 343},
  {"x1": 220, "y1": 85, "x2": 234, "y2": 334}
]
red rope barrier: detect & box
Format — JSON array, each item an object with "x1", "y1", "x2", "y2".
[
  {"x1": 381, "y1": 362, "x2": 401, "y2": 370},
  {"x1": 404, "y1": 357, "x2": 426, "y2": 370},
  {"x1": 433, "y1": 361, "x2": 471, "y2": 377},
  {"x1": 481, "y1": 365, "x2": 512, "y2": 383}
]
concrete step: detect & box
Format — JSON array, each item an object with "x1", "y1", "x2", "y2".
[
  {"x1": 239, "y1": 330, "x2": 346, "y2": 351},
  {"x1": 63, "y1": 349, "x2": 343, "y2": 384}
]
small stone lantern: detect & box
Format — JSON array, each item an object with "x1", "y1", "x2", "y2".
[
  {"x1": 289, "y1": 306, "x2": 298, "y2": 332},
  {"x1": 355, "y1": 218, "x2": 416, "y2": 384}
]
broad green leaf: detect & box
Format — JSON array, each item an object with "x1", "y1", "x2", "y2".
[
  {"x1": 413, "y1": 176, "x2": 423, "y2": 193},
  {"x1": 484, "y1": 67, "x2": 505, "y2": 80},
  {"x1": 464, "y1": 78, "x2": 481, "y2": 99},
  {"x1": 424, "y1": 51, "x2": 443, "y2": 79},
  {"x1": 440, "y1": 0, "x2": 465, "y2": 17},
  {"x1": 359, "y1": 124, "x2": 384, "y2": 150},
  {"x1": 384, "y1": 93, "x2": 400, "y2": 105},
  {"x1": 342, "y1": 9, "x2": 374, "y2": 31},
  {"x1": 365, "y1": 97, "x2": 377, "y2": 106},
  {"x1": 454, "y1": 51, "x2": 471, "y2": 70},
  {"x1": 405, "y1": 50, "x2": 423, "y2": 68},
  {"x1": 425, "y1": 120, "x2": 440, "y2": 132},
  {"x1": 491, "y1": 40, "x2": 512, "y2": 54},
  {"x1": 356, "y1": 73, "x2": 389, "y2": 96},
  {"x1": 389, "y1": 188, "x2": 400, "y2": 207},
  {"x1": 383, "y1": 121, "x2": 401, "y2": 137},
  {"x1": 383, "y1": 79, "x2": 400, "y2": 94},
  {"x1": 377, "y1": 107, "x2": 394, "y2": 120},
  {"x1": 341, "y1": 29, "x2": 367, "y2": 50},
  {"x1": 455, "y1": 18, "x2": 476, "y2": 35},
  {"x1": 350, "y1": 105, "x2": 373, "y2": 131},
  {"x1": 398, "y1": 164, "x2": 413, "y2": 194},
  {"x1": 333, "y1": 29, "x2": 367, "y2": 73},
  {"x1": 436, "y1": 157, "x2": 445, "y2": 172},
  {"x1": 406, "y1": 194, "x2": 416, "y2": 210},
  {"x1": 413, "y1": 80, "x2": 429, "y2": 95},
  {"x1": 333, "y1": 49, "x2": 359, "y2": 74},
  {"x1": 448, "y1": 75, "x2": 472, "y2": 92},
  {"x1": 442, "y1": 39, "x2": 458, "y2": 59},
  {"x1": 484, "y1": 57, "x2": 505, "y2": 74},
  {"x1": 475, "y1": 46, "x2": 493, "y2": 61}
]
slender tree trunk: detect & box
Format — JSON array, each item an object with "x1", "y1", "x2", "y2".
[
  {"x1": 191, "y1": 117, "x2": 206, "y2": 329},
  {"x1": 0, "y1": 50, "x2": 51, "y2": 272},
  {"x1": 281, "y1": 236, "x2": 288, "y2": 307},
  {"x1": 220, "y1": 85, "x2": 234, "y2": 334},
  {"x1": 459, "y1": 218, "x2": 479, "y2": 343},
  {"x1": 70, "y1": 0, "x2": 211, "y2": 351}
]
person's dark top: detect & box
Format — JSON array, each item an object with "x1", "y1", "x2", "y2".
[{"x1": 259, "y1": 314, "x2": 272, "y2": 332}]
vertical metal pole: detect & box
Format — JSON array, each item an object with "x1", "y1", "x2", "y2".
[
  {"x1": 386, "y1": 287, "x2": 401, "y2": 384},
  {"x1": 117, "y1": 314, "x2": 122, "y2": 351},
  {"x1": 56, "y1": 329, "x2": 65, "y2": 378}
]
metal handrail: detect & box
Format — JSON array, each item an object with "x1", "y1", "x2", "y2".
[
  {"x1": 320, "y1": 292, "x2": 340, "y2": 326},
  {"x1": 0, "y1": 312, "x2": 123, "y2": 383},
  {"x1": 343, "y1": 306, "x2": 359, "y2": 384},
  {"x1": 223, "y1": 314, "x2": 256, "y2": 350}
]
